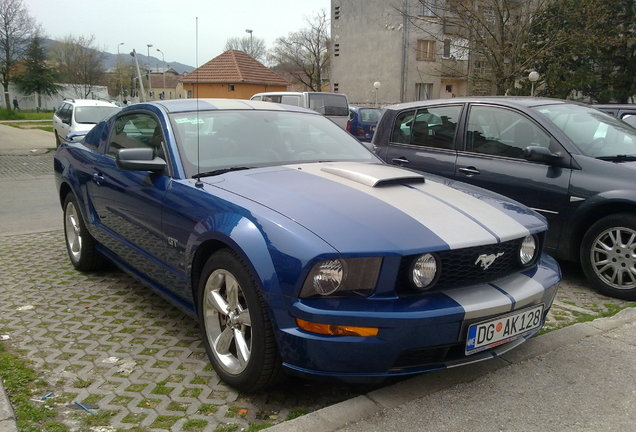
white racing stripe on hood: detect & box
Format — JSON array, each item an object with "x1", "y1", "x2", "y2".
[
  {"x1": 293, "y1": 163, "x2": 526, "y2": 249},
  {"x1": 413, "y1": 180, "x2": 530, "y2": 242}
]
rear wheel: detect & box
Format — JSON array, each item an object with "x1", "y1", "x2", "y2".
[
  {"x1": 55, "y1": 131, "x2": 61, "y2": 147},
  {"x1": 198, "y1": 249, "x2": 282, "y2": 392},
  {"x1": 63, "y1": 194, "x2": 105, "y2": 271},
  {"x1": 580, "y1": 213, "x2": 636, "y2": 300}
]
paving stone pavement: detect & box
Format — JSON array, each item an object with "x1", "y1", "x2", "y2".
[
  {"x1": 0, "y1": 152, "x2": 55, "y2": 178},
  {"x1": 0, "y1": 230, "x2": 366, "y2": 431}
]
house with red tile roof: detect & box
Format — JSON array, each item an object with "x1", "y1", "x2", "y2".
[{"x1": 179, "y1": 50, "x2": 288, "y2": 99}]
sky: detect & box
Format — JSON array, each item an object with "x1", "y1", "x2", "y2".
[{"x1": 26, "y1": 0, "x2": 330, "y2": 67}]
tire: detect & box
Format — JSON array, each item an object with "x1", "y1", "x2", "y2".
[
  {"x1": 63, "y1": 194, "x2": 105, "y2": 271},
  {"x1": 197, "y1": 249, "x2": 283, "y2": 392},
  {"x1": 580, "y1": 213, "x2": 636, "y2": 300},
  {"x1": 55, "y1": 131, "x2": 61, "y2": 147}
]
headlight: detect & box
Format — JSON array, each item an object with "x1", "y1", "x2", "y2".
[
  {"x1": 412, "y1": 253, "x2": 439, "y2": 289},
  {"x1": 312, "y1": 259, "x2": 346, "y2": 296},
  {"x1": 300, "y1": 257, "x2": 382, "y2": 298},
  {"x1": 519, "y1": 235, "x2": 538, "y2": 265}
]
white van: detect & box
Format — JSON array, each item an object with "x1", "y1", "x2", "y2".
[{"x1": 250, "y1": 91, "x2": 350, "y2": 129}]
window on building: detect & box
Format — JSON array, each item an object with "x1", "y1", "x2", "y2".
[
  {"x1": 334, "y1": 82, "x2": 339, "y2": 92},
  {"x1": 416, "y1": 40, "x2": 436, "y2": 61},
  {"x1": 443, "y1": 39, "x2": 451, "y2": 58},
  {"x1": 334, "y1": 5, "x2": 340, "y2": 20},
  {"x1": 415, "y1": 83, "x2": 434, "y2": 100},
  {"x1": 334, "y1": 43, "x2": 340, "y2": 57},
  {"x1": 229, "y1": 84, "x2": 235, "y2": 91},
  {"x1": 419, "y1": 0, "x2": 437, "y2": 17}
]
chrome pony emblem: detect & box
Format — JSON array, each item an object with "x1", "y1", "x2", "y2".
[{"x1": 475, "y1": 252, "x2": 504, "y2": 270}]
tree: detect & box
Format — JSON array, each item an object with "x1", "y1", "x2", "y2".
[
  {"x1": 51, "y1": 35, "x2": 105, "y2": 98},
  {"x1": 269, "y1": 10, "x2": 330, "y2": 91},
  {"x1": 225, "y1": 35, "x2": 267, "y2": 62},
  {"x1": 403, "y1": 0, "x2": 573, "y2": 95},
  {"x1": 107, "y1": 62, "x2": 134, "y2": 98},
  {"x1": 14, "y1": 35, "x2": 62, "y2": 109},
  {"x1": 0, "y1": 0, "x2": 34, "y2": 110},
  {"x1": 528, "y1": 0, "x2": 636, "y2": 103}
]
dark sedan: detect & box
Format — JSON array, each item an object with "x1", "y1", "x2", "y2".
[{"x1": 373, "y1": 97, "x2": 636, "y2": 300}]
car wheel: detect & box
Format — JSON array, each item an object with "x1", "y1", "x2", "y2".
[
  {"x1": 198, "y1": 249, "x2": 282, "y2": 392},
  {"x1": 63, "y1": 194, "x2": 104, "y2": 271},
  {"x1": 55, "y1": 131, "x2": 61, "y2": 147},
  {"x1": 580, "y1": 213, "x2": 636, "y2": 300}
]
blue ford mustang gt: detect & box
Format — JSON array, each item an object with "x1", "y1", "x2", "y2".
[{"x1": 54, "y1": 99, "x2": 560, "y2": 392}]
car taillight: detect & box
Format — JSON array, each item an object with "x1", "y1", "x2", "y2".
[
  {"x1": 346, "y1": 120, "x2": 351, "y2": 131},
  {"x1": 355, "y1": 127, "x2": 365, "y2": 136}
]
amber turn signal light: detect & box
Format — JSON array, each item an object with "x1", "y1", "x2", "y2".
[{"x1": 296, "y1": 318, "x2": 379, "y2": 337}]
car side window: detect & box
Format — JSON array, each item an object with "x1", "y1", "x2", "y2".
[
  {"x1": 107, "y1": 113, "x2": 166, "y2": 160},
  {"x1": 411, "y1": 105, "x2": 461, "y2": 149},
  {"x1": 391, "y1": 110, "x2": 416, "y2": 144},
  {"x1": 466, "y1": 106, "x2": 550, "y2": 159}
]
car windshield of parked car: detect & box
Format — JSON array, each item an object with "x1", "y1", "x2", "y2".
[
  {"x1": 169, "y1": 110, "x2": 379, "y2": 177},
  {"x1": 74, "y1": 106, "x2": 120, "y2": 124},
  {"x1": 532, "y1": 103, "x2": 636, "y2": 159}
]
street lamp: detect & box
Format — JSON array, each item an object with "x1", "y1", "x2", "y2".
[
  {"x1": 156, "y1": 48, "x2": 166, "y2": 99},
  {"x1": 373, "y1": 81, "x2": 381, "y2": 107},
  {"x1": 245, "y1": 29, "x2": 253, "y2": 55},
  {"x1": 117, "y1": 43, "x2": 125, "y2": 101},
  {"x1": 146, "y1": 44, "x2": 153, "y2": 99},
  {"x1": 528, "y1": 71, "x2": 540, "y2": 97}
]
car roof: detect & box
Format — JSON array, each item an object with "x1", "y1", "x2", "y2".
[
  {"x1": 64, "y1": 99, "x2": 119, "y2": 107},
  {"x1": 384, "y1": 96, "x2": 578, "y2": 111},
  {"x1": 147, "y1": 98, "x2": 319, "y2": 114}
]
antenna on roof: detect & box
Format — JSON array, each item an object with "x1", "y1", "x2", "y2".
[{"x1": 194, "y1": 16, "x2": 203, "y2": 188}]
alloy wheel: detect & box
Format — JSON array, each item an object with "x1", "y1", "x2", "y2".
[{"x1": 590, "y1": 226, "x2": 636, "y2": 290}]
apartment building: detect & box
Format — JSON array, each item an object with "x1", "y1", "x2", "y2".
[{"x1": 330, "y1": 0, "x2": 470, "y2": 106}]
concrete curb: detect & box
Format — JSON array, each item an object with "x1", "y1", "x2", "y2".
[
  {"x1": 0, "y1": 380, "x2": 17, "y2": 432},
  {"x1": 267, "y1": 307, "x2": 636, "y2": 432}
]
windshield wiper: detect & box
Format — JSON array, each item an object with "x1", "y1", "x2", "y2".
[
  {"x1": 597, "y1": 155, "x2": 636, "y2": 162},
  {"x1": 193, "y1": 166, "x2": 251, "y2": 178}
]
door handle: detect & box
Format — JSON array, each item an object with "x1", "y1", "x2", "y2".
[
  {"x1": 92, "y1": 173, "x2": 104, "y2": 185},
  {"x1": 392, "y1": 157, "x2": 410, "y2": 165},
  {"x1": 458, "y1": 166, "x2": 481, "y2": 176}
]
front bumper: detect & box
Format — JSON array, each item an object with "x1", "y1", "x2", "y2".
[{"x1": 276, "y1": 254, "x2": 560, "y2": 378}]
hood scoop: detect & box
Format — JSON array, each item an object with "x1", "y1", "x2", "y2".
[{"x1": 321, "y1": 163, "x2": 425, "y2": 188}]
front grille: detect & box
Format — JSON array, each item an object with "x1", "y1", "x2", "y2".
[{"x1": 398, "y1": 237, "x2": 538, "y2": 294}]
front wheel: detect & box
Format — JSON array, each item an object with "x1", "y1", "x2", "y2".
[
  {"x1": 198, "y1": 249, "x2": 282, "y2": 392},
  {"x1": 580, "y1": 213, "x2": 636, "y2": 300}
]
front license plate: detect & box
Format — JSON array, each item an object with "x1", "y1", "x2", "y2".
[{"x1": 465, "y1": 304, "x2": 544, "y2": 355}]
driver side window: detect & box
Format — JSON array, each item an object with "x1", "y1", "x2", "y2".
[
  {"x1": 466, "y1": 106, "x2": 550, "y2": 159},
  {"x1": 107, "y1": 113, "x2": 165, "y2": 160}
]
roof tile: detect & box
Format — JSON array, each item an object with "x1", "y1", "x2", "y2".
[{"x1": 180, "y1": 50, "x2": 289, "y2": 86}]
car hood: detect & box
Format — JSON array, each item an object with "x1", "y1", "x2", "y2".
[{"x1": 205, "y1": 162, "x2": 546, "y2": 254}]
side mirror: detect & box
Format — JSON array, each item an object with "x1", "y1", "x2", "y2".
[
  {"x1": 116, "y1": 148, "x2": 166, "y2": 172},
  {"x1": 66, "y1": 132, "x2": 87, "y2": 142},
  {"x1": 523, "y1": 146, "x2": 563, "y2": 165}
]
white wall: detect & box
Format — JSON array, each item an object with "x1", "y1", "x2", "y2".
[{"x1": 8, "y1": 83, "x2": 110, "y2": 111}]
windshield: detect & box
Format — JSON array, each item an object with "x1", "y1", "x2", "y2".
[
  {"x1": 169, "y1": 110, "x2": 379, "y2": 177},
  {"x1": 358, "y1": 108, "x2": 382, "y2": 123},
  {"x1": 74, "y1": 106, "x2": 120, "y2": 124},
  {"x1": 532, "y1": 103, "x2": 636, "y2": 158}
]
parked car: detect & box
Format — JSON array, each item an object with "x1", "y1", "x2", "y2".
[
  {"x1": 594, "y1": 104, "x2": 636, "y2": 128},
  {"x1": 53, "y1": 99, "x2": 120, "y2": 146},
  {"x1": 373, "y1": 97, "x2": 636, "y2": 300},
  {"x1": 347, "y1": 106, "x2": 382, "y2": 142},
  {"x1": 250, "y1": 91, "x2": 350, "y2": 129},
  {"x1": 55, "y1": 98, "x2": 560, "y2": 391}
]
